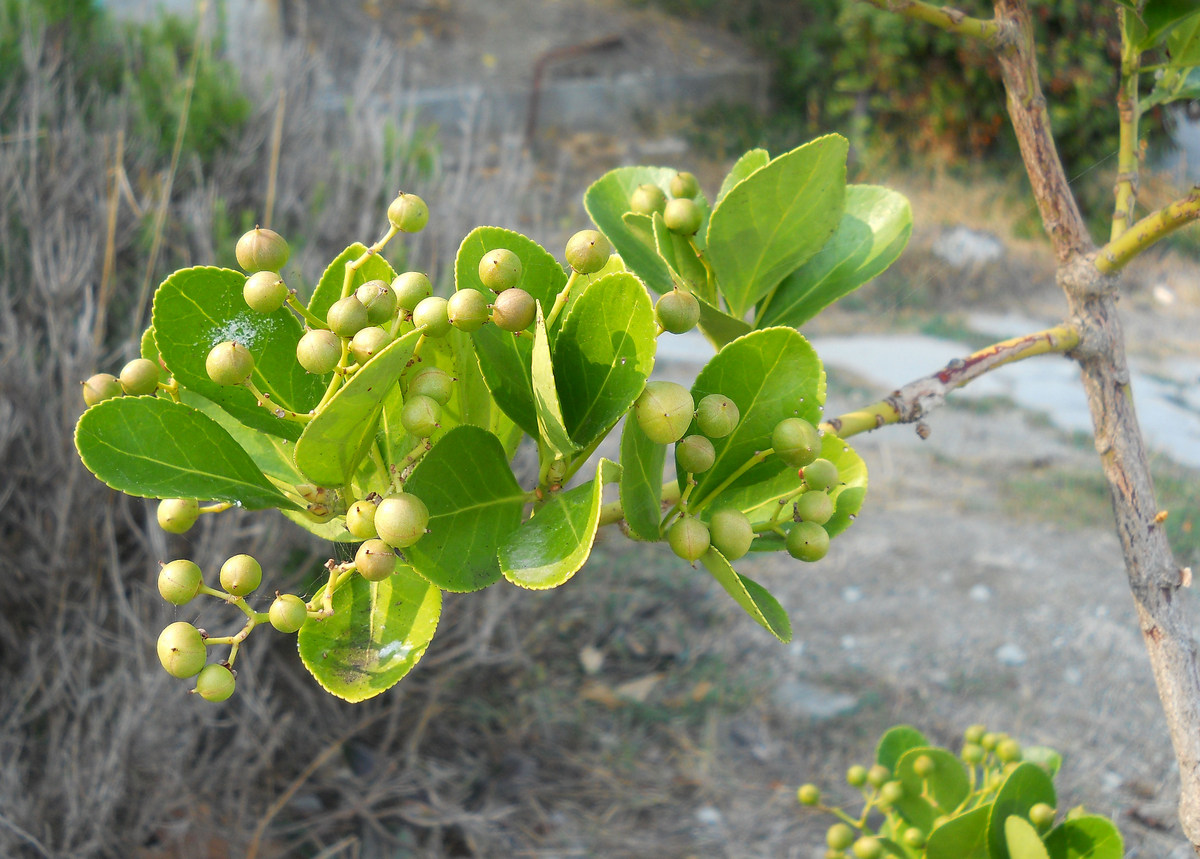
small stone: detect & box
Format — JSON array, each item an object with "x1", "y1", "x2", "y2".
[
  {"x1": 695, "y1": 806, "x2": 724, "y2": 828},
  {"x1": 773, "y1": 679, "x2": 859, "y2": 720},
  {"x1": 969, "y1": 584, "x2": 992, "y2": 602},
  {"x1": 996, "y1": 643, "x2": 1027, "y2": 666},
  {"x1": 842, "y1": 586, "x2": 863, "y2": 603}
]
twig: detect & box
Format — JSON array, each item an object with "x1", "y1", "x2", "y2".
[
  {"x1": 821, "y1": 323, "x2": 1081, "y2": 438},
  {"x1": 1095, "y1": 184, "x2": 1200, "y2": 273},
  {"x1": 93, "y1": 129, "x2": 123, "y2": 351},
  {"x1": 264, "y1": 87, "x2": 287, "y2": 229},
  {"x1": 855, "y1": 0, "x2": 1011, "y2": 45},
  {"x1": 1111, "y1": 8, "x2": 1141, "y2": 242}
]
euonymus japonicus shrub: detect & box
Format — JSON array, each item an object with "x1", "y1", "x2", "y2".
[{"x1": 76, "y1": 134, "x2": 912, "y2": 702}]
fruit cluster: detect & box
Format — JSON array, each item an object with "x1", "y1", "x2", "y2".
[{"x1": 631, "y1": 170, "x2": 704, "y2": 236}]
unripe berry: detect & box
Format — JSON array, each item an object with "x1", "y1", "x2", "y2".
[
  {"x1": 564, "y1": 229, "x2": 611, "y2": 274},
  {"x1": 82, "y1": 372, "x2": 123, "y2": 407},
  {"x1": 772, "y1": 417, "x2": 820, "y2": 468},
  {"x1": 797, "y1": 784, "x2": 820, "y2": 806},
  {"x1": 407, "y1": 366, "x2": 453, "y2": 405},
  {"x1": 356, "y1": 279, "x2": 398, "y2": 325},
  {"x1": 981, "y1": 732, "x2": 1001, "y2": 751},
  {"x1": 655, "y1": 289, "x2": 700, "y2": 334},
  {"x1": 447, "y1": 288, "x2": 490, "y2": 332},
  {"x1": 709, "y1": 508, "x2": 755, "y2": 561},
  {"x1": 903, "y1": 828, "x2": 926, "y2": 848},
  {"x1": 964, "y1": 724, "x2": 987, "y2": 744},
  {"x1": 794, "y1": 490, "x2": 834, "y2": 525},
  {"x1": 157, "y1": 498, "x2": 200, "y2": 534},
  {"x1": 296, "y1": 329, "x2": 341, "y2": 374},
  {"x1": 826, "y1": 823, "x2": 855, "y2": 851},
  {"x1": 801, "y1": 458, "x2": 839, "y2": 491},
  {"x1": 913, "y1": 754, "x2": 936, "y2": 779},
  {"x1": 630, "y1": 183, "x2": 667, "y2": 215},
  {"x1": 412, "y1": 295, "x2": 452, "y2": 337},
  {"x1": 879, "y1": 780, "x2": 904, "y2": 806},
  {"x1": 374, "y1": 493, "x2": 429, "y2": 548},
  {"x1": 852, "y1": 836, "x2": 884, "y2": 859},
  {"x1": 1029, "y1": 802, "x2": 1056, "y2": 831},
  {"x1": 392, "y1": 271, "x2": 432, "y2": 312},
  {"x1": 157, "y1": 621, "x2": 206, "y2": 679},
  {"x1": 491, "y1": 287, "x2": 535, "y2": 332},
  {"x1": 219, "y1": 553, "x2": 262, "y2": 597},
  {"x1": 327, "y1": 295, "x2": 369, "y2": 338},
  {"x1": 387, "y1": 192, "x2": 429, "y2": 232},
  {"x1": 675, "y1": 434, "x2": 715, "y2": 474},
  {"x1": 243, "y1": 270, "x2": 288, "y2": 313},
  {"x1": 205, "y1": 341, "x2": 254, "y2": 386},
  {"x1": 119, "y1": 358, "x2": 160, "y2": 395},
  {"x1": 846, "y1": 765, "x2": 868, "y2": 787},
  {"x1": 355, "y1": 539, "x2": 397, "y2": 582},
  {"x1": 663, "y1": 198, "x2": 702, "y2": 236},
  {"x1": 158, "y1": 559, "x2": 203, "y2": 605},
  {"x1": 866, "y1": 764, "x2": 891, "y2": 788},
  {"x1": 194, "y1": 663, "x2": 235, "y2": 702},
  {"x1": 787, "y1": 523, "x2": 828, "y2": 562},
  {"x1": 667, "y1": 516, "x2": 710, "y2": 562},
  {"x1": 401, "y1": 394, "x2": 441, "y2": 438},
  {"x1": 478, "y1": 248, "x2": 522, "y2": 292},
  {"x1": 349, "y1": 325, "x2": 392, "y2": 364},
  {"x1": 996, "y1": 738, "x2": 1022, "y2": 763},
  {"x1": 695, "y1": 394, "x2": 739, "y2": 438},
  {"x1": 961, "y1": 743, "x2": 985, "y2": 764},
  {"x1": 669, "y1": 171, "x2": 700, "y2": 199},
  {"x1": 346, "y1": 499, "x2": 379, "y2": 539},
  {"x1": 269, "y1": 593, "x2": 309, "y2": 633},
  {"x1": 634, "y1": 381, "x2": 694, "y2": 445},
  {"x1": 235, "y1": 227, "x2": 290, "y2": 273}
]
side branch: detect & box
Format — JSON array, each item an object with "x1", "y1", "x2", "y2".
[
  {"x1": 855, "y1": 0, "x2": 1010, "y2": 45},
  {"x1": 821, "y1": 323, "x2": 1080, "y2": 439},
  {"x1": 1095, "y1": 185, "x2": 1200, "y2": 274}
]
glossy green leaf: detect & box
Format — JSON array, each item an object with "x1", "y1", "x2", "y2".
[
  {"x1": 1022, "y1": 746, "x2": 1063, "y2": 779},
  {"x1": 532, "y1": 303, "x2": 577, "y2": 459},
  {"x1": 1043, "y1": 815, "x2": 1123, "y2": 859},
  {"x1": 893, "y1": 747, "x2": 969, "y2": 832},
  {"x1": 695, "y1": 295, "x2": 751, "y2": 350},
  {"x1": 554, "y1": 272, "x2": 657, "y2": 448},
  {"x1": 619, "y1": 414, "x2": 666, "y2": 541},
  {"x1": 179, "y1": 390, "x2": 303, "y2": 488},
  {"x1": 293, "y1": 328, "x2": 421, "y2": 487},
  {"x1": 75, "y1": 395, "x2": 297, "y2": 510},
  {"x1": 926, "y1": 804, "x2": 991, "y2": 859},
  {"x1": 1143, "y1": 2, "x2": 1199, "y2": 48},
  {"x1": 152, "y1": 266, "x2": 324, "y2": 440},
  {"x1": 456, "y1": 226, "x2": 566, "y2": 437},
  {"x1": 699, "y1": 547, "x2": 791, "y2": 642},
  {"x1": 403, "y1": 425, "x2": 527, "y2": 592},
  {"x1": 988, "y1": 763, "x2": 1057, "y2": 859},
  {"x1": 584, "y1": 166, "x2": 710, "y2": 296},
  {"x1": 1169, "y1": 14, "x2": 1200, "y2": 66},
  {"x1": 309, "y1": 242, "x2": 398, "y2": 322},
  {"x1": 685, "y1": 328, "x2": 825, "y2": 509},
  {"x1": 1006, "y1": 817, "x2": 1051, "y2": 859},
  {"x1": 298, "y1": 566, "x2": 441, "y2": 702},
  {"x1": 651, "y1": 210, "x2": 712, "y2": 301},
  {"x1": 707, "y1": 135, "x2": 847, "y2": 318},
  {"x1": 716, "y1": 147, "x2": 770, "y2": 206},
  {"x1": 500, "y1": 459, "x2": 620, "y2": 589},
  {"x1": 757, "y1": 185, "x2": 912, "y2": 328},
  {"x1": 876, "y1": 725, "x2": 928, "y2": 773}
]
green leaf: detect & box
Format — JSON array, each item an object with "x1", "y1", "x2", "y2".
[
  {"x1": 893, "y1": 748, "x2": 970, "y2": 832},
  {"x1": 619, "y1": 414, "x2": 666, "y2": 541},
  {"x1": 500, "y1": 459, "x2": 620, "y2": 589},
  {"x1": 75, "y1": 395, "x2": 298, "y2": 510},
  {"x1": 821, "y1": 432, "x2": 868, "y2": 538},
  {"x1": 1022, "y1": 746, "x2": 1063, "y2": 779},
  {"x1": 696, "y1": 296, "x2": 751, "y2": 349},
  {"x1": 151, "y1": 266, "x2": 324, "y2": 440},
  {"x1": 456, "y1": 226, "x2": 566, "y2": 437},
  {"x1": 757, "y1": 185, "x2": 912, "y2": 328},
  {"x1": 1005, "y1": 817, "x2": 1051, "y2": 859},
  {"x1": 293, "y1": 328, "x2": 422, "y2": 487},
  {"x1": 297, "y1": 566, "x2": 441, "y2": 702},
  {"x1": 1168, "y1": 14, "x2": 1200, "y2": 66},
  {"x1": 1043, "y1": 815, "x2": 1123, "y2": 859},
  {"x1": 554, "y1": 272, "x2": 657, "y2": 448},
  {"x1": 685, "y1": 328, "x2": 825, "y2": 509},
  {"x1": 988, "y1": 763, "x2": 1057, "y2": 859},
  {"x1": 309, "y1": 243, "x2": 398, "y2": 322},
  {"x1": 875, "y1": 725, "x2": 928, "y2": 773},
  {"x1": 651, "y1": 210, "x2": 712, "y2": 301},
  {"x1": 531, "y1": 302, "x2": 577, "y2": 459},
  {"x1": 403, "y1": 425, "x2": 527, "y2": 592},
  {"x1": 926, "y1": 804, "x2": 991, "y2": 859},
  {"x1": 584, "y1": 166, "x2": 710, "y2": 296},
  {"x1": 707, "y1": 135, "x2": 848, "y2": 318},
  {"x1": 716, "y1": 147, "x2": 770, "y2": 206},
  {"x1": 178, "y1": 390, "x2": 304, "y2": 488},
  {"x1": 1143, "y1": 2, "x2": 1200, "y2": 48},
  {"x1": 699, "y1": 547, "x2": 791, "y2": 642}
]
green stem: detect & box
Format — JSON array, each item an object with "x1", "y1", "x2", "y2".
[
  {"x1": 690, "y1": 448, "x2": 774, "y2": 516},
  {"x1": 286, "y1": 293, "x2": 328, "y2": 330},
  {"x1": 1095, "y1": 186, "x2": 1200, "y2": 273},
  {"x1": 854, "y1": 0, "x2": 1009, "y2": 45},
  {"x1": 1112, "y1": 9, "x2": 1141, "y2": 242},
  {"x1": 199, "y1": 501, "x2": 234, "y2": 515},
  {"x1": 341, "y1": 224, "x2": 399, "y2": 299},
  {"x1": 244, "y1": 379, "x2": 312, "y2": 422},
  {"x1": 545, "y1": 270, "x2": 582, "y2": 329}
]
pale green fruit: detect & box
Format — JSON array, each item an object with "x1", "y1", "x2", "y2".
[
  {"x1": 801, "y1": 458, "x2": 839, "y2": 491},
  {"x1": 356, "y1": 279, "x2": 397, "y2": 325},
  {"x1": 205, "y1": 341, "x2": 254, "y2": 386},
  {"x1": 158, "y1": 559, "x2": 203, "y2": 605},
  {"x1": 82, "y1": 372, "x2": 122, "y2": 407},
  {"x1": 564, "y1": 229, "x2": 611, "y2": 274},
  {"x1": 355, "y1": 539, "x2": 398, "y2": 582},
  {"x1": 349, "y1": 325, "x2": 392, "y2": 364},
  {"x1": 392, "y1": 272, "x2": 433, "y2": 312},
  {"x1": 119, "y1": 358, "x2": 160, "y2": 395},
  {"x1": 478, "y1": 248, "x2": 522, "y2": 291},
  {"x1": 675, "y1": 434, "x2": 715, "y2": 474},
  {"x1": 157, "y1": 622, "x2": 207, "y2": 679},
  {"x1": 401, "y1": 394, "x2": 440, "y2": 437},
  {"x1": 634, "y1": 381, "x2": 694, "y2": 445},
  {"x1": 630, "y1": 183, "x2": 667, "y2": 215},
  {"x1": 269, "y1": 593, "x2": 309, "y2": 633},
  {"x1": 490, "y1": 287, "x2": 535, "y2": 332},
  {"x1": 194, "y1": 663, "x2": 235, "y2": 702},
  {"x1": 326, "y1": 295, "x2": 369, "y2": 338},
  {"x1": 447, "y1": 288, "x2": 490, "y2": 332},
  {"x1": 296, "y1": 329, "x2": 341, "y2": 375},
  {"x1": 786, "y1": 521, "x2": 829, "y2": 562},
  {"x1": 157, "y1": 498, "x2": 200, "y2": 534},
  {"x1": 667, "y1": 517, "x2": 710, "y2": 562},
  {"x1": 794, "y1": 490, "x2": 834, "y2": 525},
  {"x1": 374, "y1": 493, "x2": 429, "y2": 548},
  {"x1": 235, "y1": 227, "x2": 289, "y2": 273},
  {"x1": 406, "y1": 366, "x2": 453, "y2": 405},
  {"x1": 663, "y1": 198, "x2": 702, "y2": 235},
  {"x1": 771, "y1": 417, "x2": 821, "y2": 468},
  {"x1": 709, "y1": 508, "x2": 754, "y2": 560},
  {"x1": 669, "y1": 171, "x2": 699, "y2": 199},
  {"x1": 219, "y1": 553, "x2": 262, "y2": 597},
  {"x1": 387, "y1": 192, "x2": 429, "y2": 232},
  {"x1": 655, "y1": 289, "x2": 700, "y2": 334},
  {"x1": 346, "y1": 499, "x2": 379, "y2": 539},
  {"x1": 412, "y1": 296, "x2": 452, "y2": 337},
  {"x1": 243, "y1": 270, "x2": 288, "y2": 313},
  {"x1": 694, "y1": 394, "x2": 739, "y2": 439}
]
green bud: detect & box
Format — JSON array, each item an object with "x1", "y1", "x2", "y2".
[
  {"x1": 630, "y1": 183, "x2": 667, "y2": 216},
  {"x1": 1029, "y1": 802, "x2": 1056, "y2": 832},
  {"x1": 675, "y1": 434, "x2": 715, "y2": 474},
  {"x1": 269, "y1": 593, "x2": 309, "y2": 633},
  {"x1": 490, "y1": 287, "x2": 536, "y2": 332},
  {"x1": 709, "y1": 508, "x2": 755, "y2": 561},
  {"x1": 633, "y1": 381, "x2": 694, "y2": 445},
  {"x1": 119, "y1": 358, "x2": 160, "y2": 396},
  {"x1": 82, "y1": 372, "x2": 123, "y2": 407},
  {"x1": 478, "y1": 248, "x2": 522, "y2": 292},
  {"x1": 412, "y1": 296, "x2": 452, "y2": 337},
  {"x1": 797, "y1": 784, "x2": 821, "y2": 806},
  {"x1": 786, "y1": 521, "x2": 829, "y2": 562},
  {"x1": 879, "y1": 780, "x2": 904, "y2": 806},
  {"x1": 663, "y1": 198, "x2": 702, "y2": 236},
  {"x1": 961, "y1": 743, "x2": 985, "y2": 764},
  {"x1": 392, "y1": 271, "x2": 432, "y2": 312},
  {"x1": 564, "y1": 229, "x2": 611, "y2": 274},
  {"x1": 194, "y1": 663, "x2": 235, "y2": 702},
  {"x1": 387, "y1": 192, "x2": 429, "y2": 232},
  {"x1": 852, "y1": 836, "x2": 884, "y2": 859},
  {"x1": 913, "y1": 754, "x2": 936, "y2": 779},
  {"x1": 157, "y1": 498, "x2": 200, "y2": 534},
  {"x1": 205, "y1": 341, "x2": 254, "y2": 387},
  {"x1": 158, "y1": 559, "x2": 203, "y2": 605},
  {"x1": 667, "y1": 516, "x2": 710, "y2": 563},
  {"x1": 157, "y1": 621, "x2": 206, "y2": 679},
  {"x1": 902, "y1": 828, "x2": 926, "y2": 848},
  {"x1": 235, "y1": 227, "x2": 289, "y2": 273},
  {"x1": 964, "y1": 724, "x2": 987, "y2": 744},
  {"x1": 243, "y1": 270, "x2": 288, "y2": 313},
  {"x1": 694, "y1": 393, "x2": 739, "y2": 438},
  {"x1": 996, "y1": 738, "x2": 1022, "y2": 763},
  {"x1": 296, "y1": 328, "x2": 341, "y2": 375},
  {"x1": 447, "y1": 287, "x2": 490, "y2": 332},
  {"x1": 374, "y1": 492, "x2": 429, "y2": 548},
  {"x1": 355, "y1": 539, "x2": 398, "y2": 582},
  {"x1": 219, "y1": 553, "x2": 262, "y2": 597}
]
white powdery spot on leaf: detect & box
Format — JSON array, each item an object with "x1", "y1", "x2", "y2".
[{"x1": 209, "y1": 313, "x2": 280, "y2": 350}]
